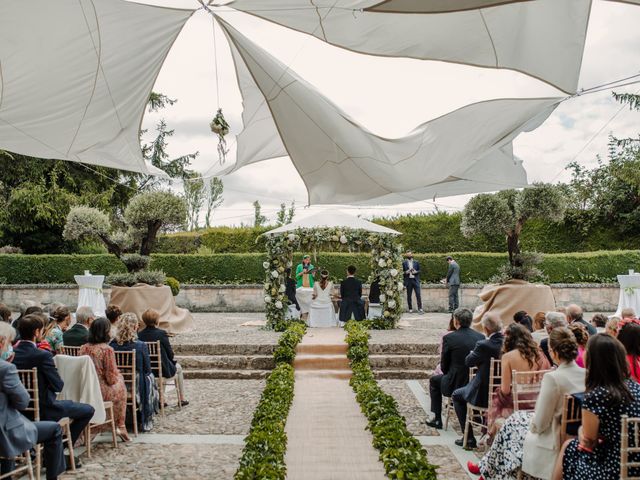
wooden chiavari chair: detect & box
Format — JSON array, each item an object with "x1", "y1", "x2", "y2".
[
  {"x1": 59, "y1": 346, "x2": 81, "y2": 356},
  {"x1": 463, "y1": 358, "x2": 501, "y2": 449},
  {"x1": 559, "y1": 393, "x2": 582, "y2": 444},
  {"x1": 512, "y1": 369, "x2": 552, "y2": 412},
  {"x1": 114, "y1": 350, "x2": 138, "y2": 436},
  {"x1": 0, "y1": 451, "x2": 35, "y2": 479},
  {"x1": 144, "y1": 341, "x2": 183, "y2": 417},
  {"x1": 621, "y1": 415, "x2": 640, "y2": 479}
]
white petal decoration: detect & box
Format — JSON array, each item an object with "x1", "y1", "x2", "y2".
[
  {"x1": 226, "y1": 0, "x2": 591, "y2": 93},
  {"x1": 0, "y1": 0, "x2": 192, "y2": 173},
  {"x1": 216, "y1": 17, "x2": 561, "y2": 205}
]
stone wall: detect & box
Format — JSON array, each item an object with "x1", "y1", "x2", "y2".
[{"x1": 0, "y1": 283, "x2": 621, "y2": 313}]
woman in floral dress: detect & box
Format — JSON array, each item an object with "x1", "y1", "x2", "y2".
[{"x1": 80, "y1": 317, "x2": 130, "y2": 442}]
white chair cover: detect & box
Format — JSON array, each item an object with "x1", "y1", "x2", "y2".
[{"x1": 53, "y1": 354, "x2": 106, "y2": 424}]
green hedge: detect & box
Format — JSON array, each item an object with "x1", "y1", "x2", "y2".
[
  {"x1": 154, "y1": 213, "x2": 640, "y2": 255},
  {"x1": 0, "y1": 251, "x2": 638, "y2": 284},
  {"x1": 235, "y1": 321, "x2": 307, "y2": 479},
  {"x1": 346, "y1": 321, "x2": 438, "y2": 479}
]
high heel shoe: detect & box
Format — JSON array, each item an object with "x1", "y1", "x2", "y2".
[
  {"x1": 467, "y1": 461, "x2": 481, "y2": 475},
  {"x1": 116, "y1": 428, "x2": 132, "y2": 443}
]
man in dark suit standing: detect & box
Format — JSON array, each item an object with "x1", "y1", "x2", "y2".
[
  {"x1": 13, "y1": 315, "x2": 94, "y2": 466},
  {"x1": 402, "y1": 251, "x2": 423, "y2": 314},
  {"x1": 0, "y1": 322, "x2": 66, "y2": 479},
  {"x1": 445, "y1": 256, "x2": 461, "y2": 313},
  {"x1": 62, "y1": 306, "x2": 94, "y2": 347},
  {"x1": 451, "y1": 312, "x2": 504, "y2": 449},
  {"x1": 339, "y1": 265, "x2": 365, "y2": 324},
  {"x1": 427, "y1": 308, "x2": 483, "y2": 429}
]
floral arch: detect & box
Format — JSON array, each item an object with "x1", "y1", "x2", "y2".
[{"x1": 262, "y1": 226, "x2": 404, "y2": 330}]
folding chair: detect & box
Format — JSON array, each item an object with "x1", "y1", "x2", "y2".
[
  {"x1": 463, "y1": 358, "x2": 501, "y2": 449},
  {"x1": 114, "y1": 350, "x2": 138, "y2": 436},
  {"x1": 621, "y1": 415, "x2": 640, "y2": 479},
  {"x1": 144, "y1": 341, "x2": 183, "y2": 417},
  {"x1": 59, "y1": 346, "x2": 81, "y2": 356},
  {"x1": 512, "y1": 369, "x2": 552, "y2": 412},
  {"x1": 560, "y1": 393, "x2": 582, "y2": 444},
  {"x1": 84, "y1": 401, "x2": 118, "y2": 458},
  {"x1": 0, "y1": 451, "x2": 35, "y2": 480},
  {"x1": 17, "y1": 368, "x2": 75, "y2": 480}
]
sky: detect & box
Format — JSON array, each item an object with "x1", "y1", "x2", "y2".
[{"x1": 138, "y1": 0, "x2": 640, "y2": 226}]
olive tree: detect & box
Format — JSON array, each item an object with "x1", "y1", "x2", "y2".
[
  {"x1": 461, "y1": 183, "x2": 566, "y2": 265},
  {"x1": 63, "y1": 190, "x2": 187, "y2": 271}
]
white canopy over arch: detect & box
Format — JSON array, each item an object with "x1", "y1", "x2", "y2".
[{"x1": 264, "y1": 210, "x2": 401, "y2": 235}]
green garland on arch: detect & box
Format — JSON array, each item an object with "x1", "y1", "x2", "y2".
[{"x1": 262, "y1": 227, "x2": 403, "y2": 330}]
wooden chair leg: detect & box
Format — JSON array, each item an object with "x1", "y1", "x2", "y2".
[
  {"x1": 25, "y1": 450, "x2": 35, "y2": 480},
  {"x1": 159, "y1": 377, "x2": 165, "y2": 417},
  {"x1": 35, "y1": 443, "x2": 41, "y2": 480},
  {"x1": 132, "y1": 396, "x2": 138, "y2": 437},
  {"x1": 84, "y1": 425, "x2": 92, "y2": 458},
  {"x1": 61, "y1": 421, "x2": 75, "y2": 471},
  {"x1": 463, "y1": 405, "x2": 471, "y2": 449},
  {"x1": 109, "y1": 404, "x2": 118, "y2": 449},
  {"x1": 443, "y1": 398, "x2": 451, "y2": 431}
]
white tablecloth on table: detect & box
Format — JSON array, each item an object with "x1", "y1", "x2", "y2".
[
  {"x1": 53, "y1": 354, "x2": 106, "y2": 424},
  {"x1": 616, "y1": 274, "x2": 640, "y2": 317},
  {"x1": 296, "y1": 287, "x2": 314, "y2": 314},
  {"x1": 74, "y1": 274, "x2": 107, "y2": 318}
]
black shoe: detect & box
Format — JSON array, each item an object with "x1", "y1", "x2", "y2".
[
  {"x1": 66, "y1": 455, "x2": 82, "y2": 470},
  {"x1": 180, "y1": 400, "x2": 190, "y2": 407},
  {"x1": 454, "y1": 438, "x2": 477, "y2": 449},
  {"x1": 426, "y1": 418, "x2": 443, "y2": 429}
]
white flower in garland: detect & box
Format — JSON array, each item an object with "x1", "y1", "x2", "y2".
[
  {"x1": 275, "y1": 300, "x2": 283, "y2": 309},
  {"x1": 264, "y1": 295, "x2": 272, "y2": 303},
  {"x1": 279, "y1": 284, "x2": 286, "y2": 293},
  {"x1": 397, "y1": 282, "x2": 404, "y2": 291},
  {"x1": 388, "y1": 300, "x2": 396, "y2": 308},
  {"x1": 287, "y1": 233, "x2": 296, "y2": 241},
  {"x1": 263, "y1": 261, "x2": 270, "y2": 269},
  {"x1": 271, "y1": 270, "x2": 279, "y2": 279},
  {"x1": 380, "y1": 294, "x2": 386, "y2": 302},
  {"x1": 378, "y1": 258, "x2": 386, "y2": 268},
  {"x1": 340, "y1": 235, "x2": 348, "y2": 244},
  {"x1": 389, "y1": 268, "x2": 398, "y2": 277},
  {"x1": 383, "y1": 310, "x2": 391, "y2": 317},
  {"x1": 287, "y1": 261, "x2": 293, "y2": 268}
]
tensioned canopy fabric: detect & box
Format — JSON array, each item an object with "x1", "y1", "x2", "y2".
[
  {"x1": 264, "y1": 210, "x2": 401, "y2": 235},
  {"x1": 0, "y1": 0, "x2": 192, "y2": 174},
  {"x1": 216, "y1": 16, "x2": 561, "y2": 205},
  {"x1": 227, "y1": 0, "x2": 592, "y2": 94}
]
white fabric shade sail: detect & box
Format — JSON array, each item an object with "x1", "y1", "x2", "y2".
[
  {"x1": 264, "y1": 210, "x2": 401, "y2": 235},
  {"x1": 227, "y1": 0, "x2": 592, "y2": 94},
  {"x1": 0, "y1": 0, "x2": 192, "y2": 174}
]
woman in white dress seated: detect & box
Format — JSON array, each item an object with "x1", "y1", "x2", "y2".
[{"x1": 309, "y1": 270, "x2": 337, "y2": 328}]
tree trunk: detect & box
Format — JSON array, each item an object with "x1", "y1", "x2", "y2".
[
  {"x1": 139, "y1": 221, "x2": 162, "y2": 256},
  {"x1": 507, "y1": 222, "x2": 523, "y2": 265},
  {"x1": 99, "y1": 234, "x2": 122, "y2": 259}
]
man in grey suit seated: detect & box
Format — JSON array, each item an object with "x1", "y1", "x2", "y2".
[
  {"x1": 446, "y1": 256, "x2": 461, "y2": 313},
  {"x1": 0, "y1": 322, "x2": 66, "y2": 479}
]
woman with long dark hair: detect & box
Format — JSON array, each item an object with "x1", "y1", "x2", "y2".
[
  {"x1": 553, "y1": 334, "x2": 640, "y2": 480},
  {"x1": 486, "y1": 323, "x2": 551, "y2": 438},
  {"x1": 617, "y1": 322, "x2": 640, "y2": 383}
]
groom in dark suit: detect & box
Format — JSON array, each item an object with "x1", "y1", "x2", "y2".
[
  {"x1": 339, "y1": 265, "x2": 365, "y2": 324},
  {"x1": 402, "y1": 251, "x2": 423, "y2": 313}
]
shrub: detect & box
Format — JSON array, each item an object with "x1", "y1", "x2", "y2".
[
  {"x1": 106, "y1": 270, "x2": 166, "y2": 287},
  {"x1": 165, "y1": 276, "x2": 180, "y2": 296},
  {"x1": 345, "y1": 321, "x2": 438, "y2": 480},
  {"x1": 0, "y1": 245, "x2": 23, "y2": 254},
  {"x1": 134, "y1": 270, "x2": 166, "y2": 286},
  {"x1": 235, "y1": 322, "x2": 306, "y2": 480},
  {"x1": 121, "y1": 253, "x2": 150, "y2": 272}
]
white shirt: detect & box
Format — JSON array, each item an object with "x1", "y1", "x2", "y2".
[{"x1": 407, "y1": 259, "x2": 415, "y2": 279}]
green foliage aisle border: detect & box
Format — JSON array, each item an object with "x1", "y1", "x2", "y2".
[
  {"x1": 345, "y1": 321, "x2": 438, "y2": 480},
  {"x1": 263, "y1": 229, "x2": 404, "y2": 330},
  {"x1": 234, "y1": 321, "x2": 307, "y2": 479}
]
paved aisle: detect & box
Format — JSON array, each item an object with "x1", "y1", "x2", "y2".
[{"x1": 285, "y1": 327, "x2": 386, "y2": 480}]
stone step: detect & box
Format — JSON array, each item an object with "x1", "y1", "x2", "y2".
[
  {"x1": 369, "y1": 343, "x2": 439, "y2": 355},
  {"x1": 297, "y1": 343, "x2": 348, "y2": 355},
  {"x1": 176, "y1": 355, "x2": 274, "y2": 370},
  {"x1": 183, "y1": 369, "x2": 269, "y2": 380},
  {"x1": 295, "y1": 369, "x2": 352, "y2": 380},
  {"x1": 293, "y1": 354, "x2": 351, "y2": 371},
  {"x1": 174, "y1": 344, "x2": 276, "y2": 356},
  {"x1": 369, "y1": 354, "x2": 439, "y2": 370},
  {"x1": 374, "y1": 369, "x2": 433, "y2": 380}
]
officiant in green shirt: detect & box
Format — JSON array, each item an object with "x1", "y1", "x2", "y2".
[{"x1": 296, "y1": 255, "x2": 315, "y2": 288}]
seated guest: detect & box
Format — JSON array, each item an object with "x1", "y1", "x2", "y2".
[
  {"x1": 531, "y1": 311, "x2": 548, "y2": 343},
  {"x1": 80, "y1": 318, "x2": 131, "y2": 442},
  {"x1": 469, "y1": 327, "x2": 585, "y2": 480},
  {"x1": 339, "y1": 265, "x2": 365, "y2": 325},
  {"x1": 486, "y1": 323, "x2": 551, "y2": 438},
  {"x1": 427, "y1": 308, "x2": 484, "y2": 430},
  {"x1": 109, "y1": 313, "x2": 154, "y2": 431},
  {"x1": 12, "y1": 315, "x2": 94, "y2": 466},
  {"x1": 621, "y1": 307, "x2": 637, "y2": 321},
  {"x1": 0, "y1": 303, "x2": 12, "y2": 323},
  {"x1": 590, "y1": 313, "x2": 608, "y2": 334},
  {"x1": 368, "y1": 277, "x2": 381, "y2": 304},
  {"x1": 568, "y1": 323, "x2": 589, "y2": 368},
  {"x1": 617, "y1": 321, "x2": 640, "y2": 383},
  {"x1": 606, "y1": 317, "x2": 620, "y2": 337},
  {"x1": 553, "y1": 334, "x2": 640, "y2": 480},
  {"x1": 12, "y1": 305, "x2": 43, "y2": 341},
  {"x1": 105, "y1": 304, "x2": 122, "y2": 338},
  {"x1": 62, "y1": 306, "x2": 94, "y2": 347},
  {"x1": 138, "y1": 309, "x2": 188, "y2": 407},
  {"x1": 452, "y1": 313, "x2": 504, "y2": 449},
  {"x1": 566, "y1": 304, "x2": 597, "y2": 336},
  {"x1": 44, "y1": 306, "x2": 72, "y2": 354},
  {"x1": 513, "y1": 311, "x2": 533, "y2": 332},
  {"x1": 433, "y1": 315, "x2": 457, "y2": 377},
  {"x1": 284, "y1": 269, "x2": 300, "y2": 312},
  {"x1": 541, "y1": 312, "x2": 568, "y2": 365},
  {"x1": 0, "y1": 322, "x2": 66, "y2": 479}
]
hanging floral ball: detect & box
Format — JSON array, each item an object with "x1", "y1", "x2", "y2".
[
  {"x1": 263, "y1": 261, "x2": 270, "y2": 269},
  {"x1": 275, "y1": 301, "x2": 283, "y2": 309}
]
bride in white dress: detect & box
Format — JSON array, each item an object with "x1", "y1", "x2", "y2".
[{"x1": 308, "y1": 270, "x2": 337, "y2": 328}]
